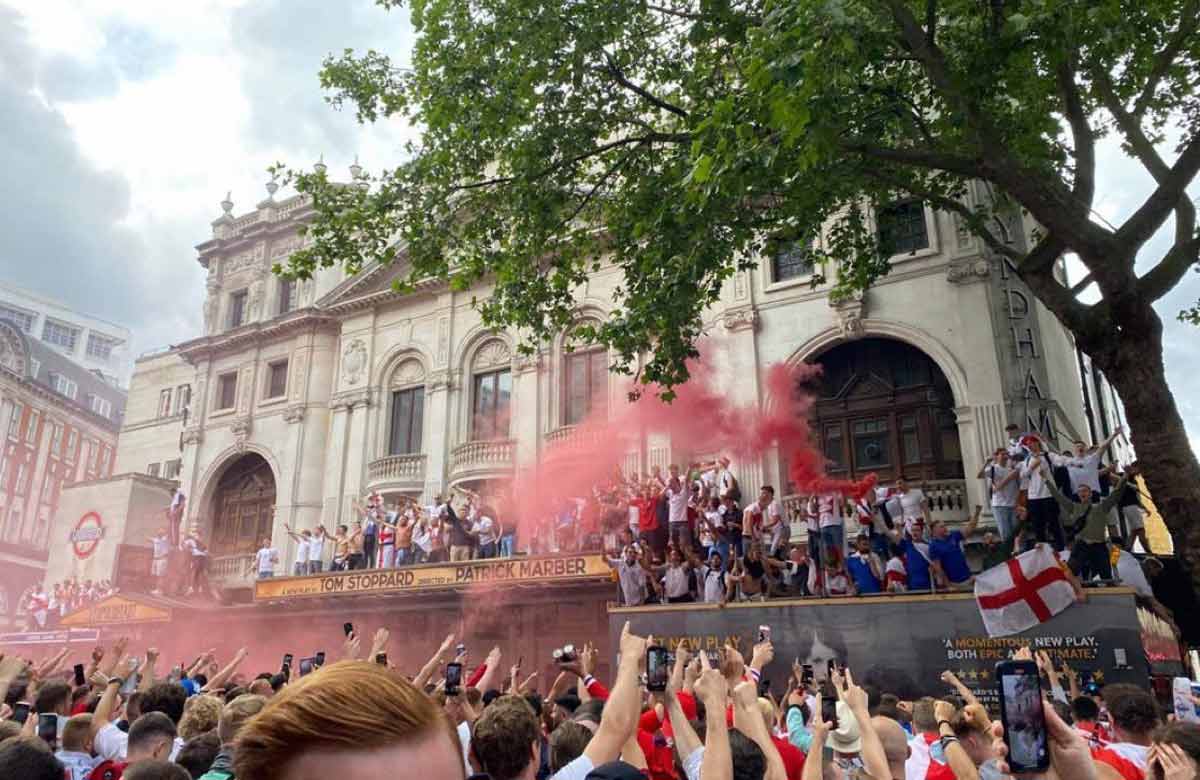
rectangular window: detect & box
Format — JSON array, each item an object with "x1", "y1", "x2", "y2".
[
  {"x1": 14, "y1": 463, "x2": 27, "y2": 494},
  {"x1": 564, "y1": 350, "x2": 608, "y2": 425},
  {"x1": 472, "y1": 369, "x2": 512, "y2": 440},
  {"x1": 7, "y1": 403, "x2": 21, "y2": 438},
  {"x1": 86, "y1": 333, "x2": 118, "y2": 360},
  {"x1": 65, "y1": 430, "x2": 77, "y2": 461},
  {"x1": 26, "y1": 411, "x2": 39, "y2": 443},
  {"x1": 771, "y1": 240, "x2": 815, "y2": 282},
  {"x1": 49, "y1": 373, "x2": 78, "y2": 400},
  {"x1": 42, "y1": 320, "x2": 80, "y2": 351},
  {"x1": 40, "y1": 474, "x2": 52, "y2": 502},
  {"x1": 158, "y1": 388, "x2": 173, "y2": 417},
  {"x1": 89, "y1": 395, "x2": 112, "y2": 419},
  {"x1": 217, "y1": 373, "x2": 238, "y2": 410},
  {"x1": 164, "y1": 459, "x2": 182, "y2": 479},
  {"x1": 877, "y1": 200, "x2": 930, "y2": 255},
  {"x1": 49, "y1": 424, "x2": 62, "y2": 456},
  {"x1": 278, "y1": 278, "x2": 297, "y2": 314},
  {"x1": 388, "y1": 387, "x2": 425, "y2": 454},
  {"x1": 266, "y1": 360, "x2": 289, "y2": 399},
  {"x1": 86, "y1": 440, "x2": 98, "y2": 471},
  {"x1": 29, "y1": 359, "x2": 40, "y2": 379},
  {"x1": 175, "y1": 384, "x2": 192, "y2": 414},
  {"x1": 852, "y1": 418, "x2": 891, "y2": 469},
  {"x1": 823, "y1": 424, "x2": 846, "y2": 469},
  {"x1": 98, "y1": 446, "x2": 110, "y2": 476},
  {"x1": 900, "y1": 414, "x2": 920, "y2": 465},
  {"x1": 229, "y1": 290, "x2": 248, "y2": 328},
  {"x1": 147, "y1": 462, "x2": 161, "y2": 478},
  {"x1": 0, "y1": 304, "x2": 35, "y2": 332}
]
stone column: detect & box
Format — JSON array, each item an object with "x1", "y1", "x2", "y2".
[
  {"x1": 422, "y1": 370, "x2": 453, "y2": 503},
  {"x1": 511, "y1": 352, "x2": 543, "y2": 468}
]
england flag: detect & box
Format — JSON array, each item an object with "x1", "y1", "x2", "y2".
[{"x1": 974, "y1": 544, "x2": 1076, "y2": 637}]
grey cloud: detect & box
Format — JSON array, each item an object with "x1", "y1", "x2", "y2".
[
  {"x1": 230, "y1": 0, "x2": 412, "y2": 158},
  {"x1": 0, "y1": 7, "x2": 202, "y2": 354},
  {"x1": 36, "y1": 21, "x2": 175, "y2": 103}
]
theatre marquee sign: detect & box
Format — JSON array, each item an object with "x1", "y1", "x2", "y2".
[{"x1": 253, "y1": 554, "x2": 612, "y2": 601}]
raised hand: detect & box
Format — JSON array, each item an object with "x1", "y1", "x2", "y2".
[
  {"x1": 370, "y1": 628, "x2": 391, "y2": 659},
  {"x1": 581, "y1": 642, "x2": 599, "y2": 677},
  {"x1": 841, "y1": 668, "x2": 869, "y2": 714},
  {"x1": 750, "y1": 640, "x2": 774, "y2": 672},
  {"x1": 342, "y1": 632, "x2": 362, "y2": 661},
  {"x1": 693, "y1": 651, "x2": 726, "y2": 706}
]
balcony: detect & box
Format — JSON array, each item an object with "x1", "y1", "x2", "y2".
[
  {"x1": 543, "y1": 425, "x2": 607, "y2": 459},
  {"x1": 782, "y1": 478, "x2": 970, "y2": 538},
  {"x1": 365, "y1": 453, "x2": 428, "y2": 493},
  {"x1": 209, "y1": 554, "x2": 255, "y2": 590},
  {"x1": 449, "y1": 438, "x2": 516, "y2": 486}
]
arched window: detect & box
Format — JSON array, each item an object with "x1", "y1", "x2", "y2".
[
  {"x1": 563, "y1": 348, "x2": 607, "y2": 425},
  {"x1": 387, "y1": 359, "x2": 426, "y2": 455},
  {"x1": 471, "y1": 340, "x2": 512, "y2": 440}
]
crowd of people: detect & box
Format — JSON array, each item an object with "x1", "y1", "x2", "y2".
[
  {"x1": 1, "y1": 623, "x2": 1196, "y2": 780},
  {"x1": 19, "y1": 580, "x2": 119, "y2": 631}
]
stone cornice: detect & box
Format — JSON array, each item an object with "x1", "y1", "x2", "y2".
[{"x1": 176, "y1": 309, "x2": 339, "y2": 363}]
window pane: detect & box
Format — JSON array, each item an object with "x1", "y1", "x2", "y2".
[
  {"x1": 268, "y1": 361, "x2": 288, "y2": 398},
  {"x1": 390, "y1": 389, "x2": 412, "y2": 454},
  {"x1": 772, "y1": 241, "x2": 815, "y2": 281},
  {"x1": 878, "y1": 200, "x2": 930, "y2": 255},
  {"x1": 566, "y1": 354, "x2": 588, "y2": 425},
  {"x1": 410, "y1": 387, "x2": 424, "y2": 453},
  {"x1": 900, "y1": 414, "x2": 920, "y2": 464},
  {"x1": 824, "y1": 425, "x2": 845, "y2": 469},
  {"x1": 589, "y1": 353, "x2": 608, "y2": 419},
  {"x1": 853, "y1": 417, "x2": 890, "y2": 469}
]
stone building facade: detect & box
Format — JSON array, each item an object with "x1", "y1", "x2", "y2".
[{"x1": 42, "y1": 180, "x2": 1128, "y2": 593}]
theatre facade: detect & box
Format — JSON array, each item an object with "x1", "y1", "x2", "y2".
[{"x1": 40, "y1": 175, "x2": 1128, "y2": 604}]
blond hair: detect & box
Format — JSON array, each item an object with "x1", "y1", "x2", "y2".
[
  {"x1": 218, "y1": 694, "x2": 267, "y2": 745},
  {"x1": 61, "y1": 714, "x2": 93, "y2": 751},
  {"x1": 178, "y1": 694, "x2": 223, "y2": 741},
  {"x1": 233, "y1": 661, "x2": 459, "y2": 780}
]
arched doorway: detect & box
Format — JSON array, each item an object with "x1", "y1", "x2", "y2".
[
  {"x1": 209, "y1": 453, "x2": 276, "y2": 556},
  {"x1": 803, "y1": 337, "x2": 964, "y2": 483}
]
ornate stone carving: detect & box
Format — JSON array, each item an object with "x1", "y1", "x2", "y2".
[
  {"x1": 341, "y1": 339, "x2": 368, "y2": 385},
  {"x1": 436, "y1": 317, "x2": 450, "y2": 362},
  {"x1": 391, "y1": 358, "x2": 426, "y2": 387},
  {"x1": 331, "y1": 388, "x2": 372, "y2": 410},
  {"x1": 203, "y1": 279, "x2": 221, "y2": 335},
  {"x1": 513, "y1": 350, "x2": 542, "y2": 374},
  {"x1": 472, "y1": 340, "x2": 512, "y2": 371},
  {"x1": 231, "y1": 416, "x2": 252, "y2": 450},
  {"x1": 224, "y1": 243, "x2": 266, "y2": 275},
  {"x1": 0, "y1": 325, "x2": 25, "y2": 374},
  {"x1": 829, "y1": 291, "x2": 867, "y2": 340},
  {"x1": 946, "y1": 257, "x2": 992, "y2": 284},
  {"x1": 181, "y1": 427, "x2": 204, "y2": 446},
  {"x1": 290, "y1": 351, "x2": 307, "y2": 402},
  {"x1": 283, "y1": 405, "x2": 306, "y2": 423},
  {"x1": 427, "y1": 369, "x2": 454, "y2": 393},
  {"x1": 721, "y1": 308, "x2": 760, "y2": 332}
]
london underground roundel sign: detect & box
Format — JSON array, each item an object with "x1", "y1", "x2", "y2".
[{"x1": 70, "y1": 512, "x2": 105, "y2": 559}]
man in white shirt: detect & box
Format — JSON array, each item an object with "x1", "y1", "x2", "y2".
[
  {"x1": 255, "y1": 538, "x2": 279, "y2": 578},
  {"x1": 1004, "y1": 423, "x2": 1029, "y2": 462},
  {"x1": 607, "y1": 546, "x2": 651, "y2": 606},
  {"x1": 148, "y1": 528, "x2": 171, "y2": 595},
  {"x1": 1048, "y1": 427, "x2": 1123, "y2": 499},
  {"x1": 694, "y1": 550, "x2": 727, "y2": 604},
  {"x1": 473, "y1": 513, "x2": 498, "y2": 558},
  {"x1": 307, "y1": 525, "x2": 327, "y2": 573},
  {"x1": 894, "y1": 478, "x2": 928, "y2": 535},
  {"x1": 56, "y1": 713, "x2": 97, "y2": 780},
  {"x1": 980, "y1": 449, "x2": 1020, "y2": 542},
  {"x1": 663, "y1": 465, "x2": 693, "y2": 552},
  {"x1": 1020, "y1": 439, "x2": 1065, "y2": 550}
]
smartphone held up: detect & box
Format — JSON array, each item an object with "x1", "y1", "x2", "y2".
[
  {"x1": 645, "y1": 645, "x2": 669, "y2": 692},
  {"x1": 996, "y1": 659, "x2": 1050, "y2": 773}
]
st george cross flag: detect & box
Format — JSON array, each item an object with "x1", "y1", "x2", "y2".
[{"x1": 974, "y1": 543, "x2": 1076, "y2": 637}]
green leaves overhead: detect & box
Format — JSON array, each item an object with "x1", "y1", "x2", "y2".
[{"x1": 278, "y1": 0, "x2": 1199, "y2": 395}]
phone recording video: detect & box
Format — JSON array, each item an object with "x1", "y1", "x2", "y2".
[
  {"x1": 376, "y1": 653, "x2": 388, "y2": 666},
  {"x1": 996, "y1": 659, "x2": 1050, "y2": 773},
  {"x1": 801, "y1": 664, "x2": 814, "y2": 685},
  {"x1": 10, "y1": 702, "x2": 30, "y2": 725},
  {"x1": 314, "y1": 651, "x2": 326, "y2": 668},
  {"x1": 820, "y1": 681, "x2": 840, "y2": 729},
  {"x1": 826, "y1": 658, "x2": 836, "y2": 677},
  {"x1": 343, "y1": 622, "x2": 355, "y2": 637},
  {"x1": 282, "y1": 653, "x2": 294, "y2": 672},
  {"x1": 646, "y1": 645, "x2": 669, "y2": 692},
  {"x1": 758, "y1": 625, "x2": 771, "y2": 643},
  {"x1": 73, "y1": 664, "x2": 86, "y2": 687},
  {"x1": 299, "y1": 658, "x2": 315, "y2": 676},
  {"x1": 445, "y1": 662, "x2": 463, "y2": 695},
  {"x1": 37, "y1": 713, "x2": 58, "y2": 745}
]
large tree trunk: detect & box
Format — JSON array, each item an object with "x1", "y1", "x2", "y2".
[{"x1": 1084, "y1": 307, "x2": 1200, "y2": 601}]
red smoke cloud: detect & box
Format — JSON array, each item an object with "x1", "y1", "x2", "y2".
[{"x1": 509, "y1": 355, "x2": 878, "y2": 537}]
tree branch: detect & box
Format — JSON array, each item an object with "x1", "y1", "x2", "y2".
[
  {"x1": 601, "y1": 52, "x2": 690, "y2": 119},
  {"x1": 645, "y1": 3, "x2": 705, "y2": 22},
  {"x1": 1137, "y1": 235, "x2": 1200, "y2": 302},
  {"x1": 1113, "y1": 134, "x2": 1200, "y2": 254},
  {"x1": 1055, "y1": 58, "x2": 1096, "y2": 208},
  {"x1": 1132, "y1": 1, "x2": 1200, "y2": 117},
  {"x1": 1069, "y1": 272, "x2": 1095, "y2": 297},
  {"x1": 840, "y1": 138, "x2": 984, "y2": 179},
  {"x1": 924, "y1": 0, "x2": 937, "y2": 47}
]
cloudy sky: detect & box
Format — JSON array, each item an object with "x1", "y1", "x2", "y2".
[{"x1": 0, "y1": 0, "x2": 1196, "y2": 449}]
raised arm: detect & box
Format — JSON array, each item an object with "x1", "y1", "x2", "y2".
[
  {"x1": 583, "y1": 621, "x2": 648, "y2": 767},
  {"x1": 138, "y1": 647, "x2": 159, "y2": 693},
  {"x1": 89, "y1": 673, "x2": 122, "y2": 740},
  {"x1": 475, "y1": 646, "x2": 503, "y2": 692},
  {"x1": 940, "y1": 669, "x2": 980, "y2": 707},
  {"x1": 414, "y1": 633, "x2": 456, "y2": 690},
  {"x1": 733, "y1": 679, "x2": 786, "y2": 780},
  {"x1": 843, "y1": 670, "x2": 889, "y2": 780},
  {"x1": 935, "y1": 699, "x2": 979, "y2": 780},
  {"x1": 695, "y1": 652, "x2": 732, "y2": 780},
  {"x1": 202, "y1": 647, "x2": 249, "y2": 693},
  {"x1": 964, "y1": 504, "x2": 983, "y2": 536},
  {"x1": 1099, "y1": 476, "x2": 1129, "y2": 513}
]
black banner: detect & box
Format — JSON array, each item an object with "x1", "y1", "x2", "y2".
[{"x1": 609, "y1": 590, "x2": 1150, "y2": 710}]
